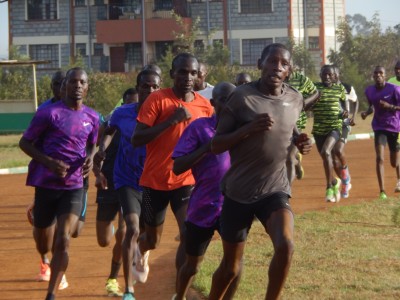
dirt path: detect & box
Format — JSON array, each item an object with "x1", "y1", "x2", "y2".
[{"x1": 0, "y1": 139, "x2": 394, "y2": 300}]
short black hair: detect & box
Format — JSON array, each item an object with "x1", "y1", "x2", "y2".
[
  {"x1": 260, "y1": 43, "x2": 289, "y2": 62},
  {"x1": 123, "y1": 88, "x2": 138, "y2": 102},
  {"x1": 65, "y1": 67, "x2": 87, "y2": 81},
  {"x1": 136, "y1": 69, "x2": 161, "y2": 87},
  {"x1": 171, "y1": 53, "x2": 197, "y2": 70}
]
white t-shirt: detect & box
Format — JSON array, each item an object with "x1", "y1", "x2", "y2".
[{"x1": 196, "y1": 83, "x2": 214, "y2": 100}]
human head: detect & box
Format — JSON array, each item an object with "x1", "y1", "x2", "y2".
[
  {"x1": 65, "y1": 67, "x2": 88, "y2": 102},
  {"x1": 136, "y1": 69, "x2": 161, "y2": 105},
  {"x1": 211, "y1": 82, "x2": 236, "y2": 117},
  {"x1": 142, "y1": 64, "x2": 162, "y2": 77},
  {"x1": 122, "y1": 88, "x2": 138, "y2": 105},
  {"x1": 194, "y1": 62, "x2": 209, "y2": 91},
  {"x1": 320, "y1": 65, "x2": 336, "y2": 87},
  {"x1": 235, "y1": 72, "x2": 251, "y2": 86},
  {"x1": 394, "y1": 60, "x2": 400, "y2": 81},
  {"x1": 51, "y1": 70, "x2": 66, "y2": 101},
  {"x1": 373, "y1": 66, "x2": 386, "y2": 88},
  {"x1": 257, "y1": 43, "x2": 291, "y2": 91},
  {"x1": 170, "y1": 52, "x2": 199, "y2": 95}
]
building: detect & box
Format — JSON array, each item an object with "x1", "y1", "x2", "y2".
[{"x1": 6, "y1": 0, "x2": 345, "y2": 75}]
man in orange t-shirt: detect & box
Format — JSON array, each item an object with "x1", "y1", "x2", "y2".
[{"x1": 131, "y1": 53, "x2": 213, "y2": 284}]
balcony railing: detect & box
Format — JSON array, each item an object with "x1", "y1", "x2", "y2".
[{"x1": 96, "y1": 2, "x2": 190, "y2": 21}]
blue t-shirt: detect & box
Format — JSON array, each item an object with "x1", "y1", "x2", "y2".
[
  {"x1": 109, "y1": 103, "x2": 146, "y2": 191},
  {"x1": 38, "y1": 98, "x2": 57, "y2": 111}
]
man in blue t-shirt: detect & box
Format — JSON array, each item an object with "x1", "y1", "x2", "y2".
[{"x1": 94, "y1": 69, "x2": 161, "y2": 300}]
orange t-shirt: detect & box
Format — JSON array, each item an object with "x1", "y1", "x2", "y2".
[{"x1": 137, "y1": 88, "x2": 213, "y2": 190}]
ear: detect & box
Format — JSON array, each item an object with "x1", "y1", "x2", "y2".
[{"x1": 210, "y1": 98, "x2": 215, "y2": 107}]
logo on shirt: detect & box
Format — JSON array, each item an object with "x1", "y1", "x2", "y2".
[
  {"x1": 282, "y1": 102, "x2": 290, "y2": 106},
  {"x1": 383, "y1": 95, "x2": 391, "y2": 99},
  {"x1": 83, "y1": 122, "x2": 91, "y2": 127}
]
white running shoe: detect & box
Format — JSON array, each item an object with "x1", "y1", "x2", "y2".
[{"x1": 132, "y1": 247, "x2": 150, "y2": 283}]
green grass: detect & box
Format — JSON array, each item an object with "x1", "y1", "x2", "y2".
[
  {"x1": 195, "y1": 198, "x2": 400, "y2": 299},
  {"x1": 0, "y1": 134, "x2": 31, "y2": 168}
]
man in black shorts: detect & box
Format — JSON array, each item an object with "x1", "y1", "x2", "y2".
[{"x1": 208, "y1": 44, "x2": 312, "y2": 300}]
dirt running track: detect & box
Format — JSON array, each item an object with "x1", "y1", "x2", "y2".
[{"x1": 0, "y1": 139, "x2": 397, "y2": 300}]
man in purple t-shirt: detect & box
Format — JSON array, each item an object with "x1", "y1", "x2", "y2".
[
  {"x1": 361, "y1": 65, "x2": 400, "y2": 200},
  {"x1": 171, "y1": 82, "x2": 238, "y2": 300},
  {"x1": 19, "y1": 67, "x2": 99, "y2": 300}
]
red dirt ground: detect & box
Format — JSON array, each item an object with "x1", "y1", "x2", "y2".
[{"x1": 0, "y1": 139, "x2": 396, "y2": 299}]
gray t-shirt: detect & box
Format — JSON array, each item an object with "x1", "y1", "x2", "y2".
[{"x1": 220, "y1": 81, "x2": 303, "y2": 204}]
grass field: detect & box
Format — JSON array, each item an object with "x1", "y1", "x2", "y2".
[{"x1": 195, "y1": 198, "x2": 400, "y2": 299}]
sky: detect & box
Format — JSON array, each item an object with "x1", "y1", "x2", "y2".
[{"x1": 0, "y1": 0, "x2": 399, "y2": 59}]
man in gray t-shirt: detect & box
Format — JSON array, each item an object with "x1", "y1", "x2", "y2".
[{"x1": 208, "y1": 43, "x2": 312, "y2": 300}]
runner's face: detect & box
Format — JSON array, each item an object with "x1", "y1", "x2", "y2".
[
  {"x1": 320, "y1": 67, "x2": 335, "y2": 87},
  {"x1": 259, "y1": 48, "x2": 291, "y2": 89},
  {"x1": 137, "y1": 74, "x2": 161, "y2": 104},
  {"x1": 171, "y1": 58, "x2": 198, "y2": 94},
  {"x1": 66, "y1": 70, "x2": 88, "y2": 101},
  {"x1": 373, "y1": 67, "x2": 386, "y2": 86}
]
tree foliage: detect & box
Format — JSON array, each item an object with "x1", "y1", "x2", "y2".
[{"x1": 328, "y1": 13, "x2": 400, "y2": 109}]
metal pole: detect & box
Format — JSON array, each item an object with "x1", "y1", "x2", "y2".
[
  {"x1": 206, "y1": 0, "x2": 211, "y2": 46},
  {"x1": 142, "y1": 0, "x2": 147, "y2": 67},
  {"x1": 32, "y1": 64, "x2": 38, "y2": 110},
  {"x1": 227, "y1": 0, "x2": 233, "y2": 64},
  {"x1": 87, "y1": 3, "x2": 92, "y2": 70}
]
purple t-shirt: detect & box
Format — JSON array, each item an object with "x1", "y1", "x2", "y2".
[
  {"x1": 365, "y1": 82, "x2": 400, "y2": 132},
  {"x1": 172, "y1": 115, "x2": 230, "y2": 228},
  {"x1": 23, "y1": 100, "x2": 99, "y2": 190}
]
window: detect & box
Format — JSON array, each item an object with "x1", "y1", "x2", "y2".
[
  {"x1": 154, "y1": 0, "x2": 173, "y2": 11},
  {"x1": 74, "y1": 0, "x2": 86, "y2": 7},
  {"x1": 194, "y1": 40, "x2": 205, "y2": 53},
  {"x1": 27, "y1": 0, "x2": 58, "y2": 20},
  {"x1": 94, "y1": 0, "x2": 104, "y2": 5},
  {"x1": 308, "y1": 36, "x2": 320, "y2": 50},
  {"x1": 240, "y1": 0, "x2": 272, "y2": 14},
  {"x1": 93, "y1": 43, "x2": 103, "y2": 56},
  {"x1": 76, "y1": 43, "x2": 87, "y2": 56},
  {"x1": 155, "y1": 41, "x2": 173, "y2": 60},
  {"x1": 242, "y1": 38, "x2": 272, "y2": 65},
  {"x1": 29, "y1": 44, "x2": 59, "y2": 69}
]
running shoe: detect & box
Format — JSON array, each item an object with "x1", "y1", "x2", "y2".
[
  {"x1": 325, "y1": 188, "x2": 335, "y2": 202},
  {"x1": 394, "y1": 181, "x2": 400, "y2": 192},
  {"x1": 132, "y1": 247, "x2": 150, "y2": 283},
  {"x1": 122, "y1": 292, "x2": 136, "y2": 300},
  {"x1": 26, "y1": 202, "x2": 34, "y2": 226},
  {"x1": 58, "y1": 274, "x2": 69, "y2": 290},
  {"x1": 341, "y1": 183, "x2": 352, "y2": 198},
  {"x1": 341, "y1": 166, "x2": 351, "y2": 185},
  {"x1": 295, "y1": 153, "x2": 304, "y2": 180},
  {"x1": 379, "y1": 191, "x2": 388, "y2": 200},
  {"x1": 332, "y1": 178, "x2": 341, "y2": 203},
  {"x1": 105, "y1": 278, "x2": 123, "y2": 297},
  {"x1": 37, "y1": 262, "x2": 51, "y2": 282}
]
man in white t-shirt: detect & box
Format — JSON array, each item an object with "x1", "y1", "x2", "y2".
[{"x1": 194, "y1": 62, "x2": 214, "y2": 100}]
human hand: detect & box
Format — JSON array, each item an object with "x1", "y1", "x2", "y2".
[
  {"x1": 361, "y1": 111, "x2": 368, "y2": 120},
  {"x1": 82, "y1": 156, "x2": 93, "y2": 178},
  {"x1": 169, "y1": 104, "x2": 192, "y2": 125},
  {"x1": 47, "y1": 159, "x2": 70, "y2": 178},
  {"x1": 245, "y1": 113, "x2": 274, "y2": 135},
  {"x1": 294, "y1": 133, "x2": 312, "y2": 155},
  {"x1": 95, "y1": 172, "x2": 108, "y2": 190}
]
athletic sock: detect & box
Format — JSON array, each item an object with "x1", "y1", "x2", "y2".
[{"x1": 109, "y1": 260, "x2": 122, "y2": 279}]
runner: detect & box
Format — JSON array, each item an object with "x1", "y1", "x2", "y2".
[
  {"x1": 207, "y1": 43, "x2": 312, "y2": 300},
  {"x1": 19, "y1": 67, "x2": 99, "y2": 300},
  {"x1": 171, "y1": 82, "x2": 238, "y2": 300},
  {"x1": 95, "y1": 70, "x2": 161, "y2": 300},
  {"x1": 131, "y1": 53, "x2": 213, "y2": 285},
  {"x1": 361, "y1": 65, "x2": 400, "y2": 199}
]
